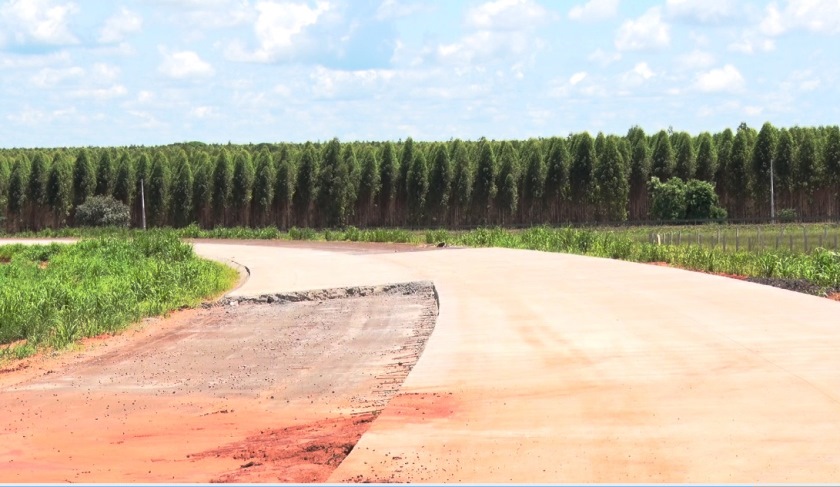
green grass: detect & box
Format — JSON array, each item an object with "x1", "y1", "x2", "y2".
[
  {"x1": 0, "y1": 232, "x2": 238, "y2": 358},
  {"x1": 5, "y1": 222, "x2": 840, "y2": 297}
]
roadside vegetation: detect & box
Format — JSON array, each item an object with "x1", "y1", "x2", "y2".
[
  {"x1": 6, "y1": 224, "x2": 840, "y2": 292},
  {"x1": 2, "y1": 122, "x2": 840, "y2": 232},
  {"x1": 0, "y1": 233, "x2": 237, "y2": 359}
]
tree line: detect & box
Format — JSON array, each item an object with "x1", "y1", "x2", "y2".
[{"x1": 2, "y1": 122, "x2": 839, "y2": 232}]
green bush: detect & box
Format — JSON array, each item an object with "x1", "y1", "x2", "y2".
[
  {"x1": 75, "y1": 196, "x2": 131, "y2": 228},
  {"x1": 649, "y1": 177, "x2": 726, "y2": 221}
]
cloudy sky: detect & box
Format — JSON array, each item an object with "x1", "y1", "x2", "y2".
[{"x1": 1, "y1": 0, "x2": 838, "y2": 148}]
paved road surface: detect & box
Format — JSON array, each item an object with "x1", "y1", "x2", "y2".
[{"x1": 193, "y1": 242, "x2": 840, "y2": 483}]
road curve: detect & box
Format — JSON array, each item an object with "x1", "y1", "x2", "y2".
[{"x1": 192, "y1": 242, "x2": 840, "y2": 483}]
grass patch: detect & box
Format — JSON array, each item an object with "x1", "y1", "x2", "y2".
[
  {"x1": 5, "y1": 223, "x2": 840, "y2": 293},
  {"x1": 0, "y1": 232, "x2": 238, "y2": 358}
]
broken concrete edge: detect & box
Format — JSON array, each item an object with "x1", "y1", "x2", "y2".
[
  {"x1": 205, "y1": 280, "x2": 440, "y2": 314},
  {"x1": 215, "y1": 258, "x2": 251, "y2": 296}
]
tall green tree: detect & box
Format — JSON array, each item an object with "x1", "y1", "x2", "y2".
[
  {"x1": 628, "y1": 138, "x2": 651, "y2": 220},
  {"x1": 113, "y1": 151, "x2": 135, "y2": 207},
  {"x1": 595, "y1": 137, "x2": 629, "y2": 221},
  {"x1": 472, "y1": 138, "x2": 497, "y2": 223},
  {"x1": 95, "y1": 149, "x2": 115, "y2": 196},
  {"x1": 695, "y1": 133, "x2": 717, "y2": 183},
  {"x1": 378, "y1": 142, "x2": 398, "y2": 226},
  {"x1": 796, "y1": 128, "x2": 821, "y2": 215},
  {"x1": 427, "y1": 143, "x2": 452, "y2": 226},
  {"x1": 674, "y1": 132, "x2": 695, "y2": 180},
  {"x1": 750, "y1": 122, "x2": 778, "y2": 216},
  {"x1": 343, "y1": 144, "x2": 360, "y2": 211},
  {"x1": 252, "y1": 148, "x2": 276, "y2": 227},
  {"x1": 728, "y1": 124, "x2": 753, "y2": 218},
  {"x1": 570, "y1": 132, "x2": 596, "y2": 220},
  {"x1": 293, "y1": 143, "x2": 318, "y2": 227},
  {"x1": 0, "y1": 157, "x2": 10, "y2": 219},
  {"x1": 651, "y1": 130, "x2": 675, "y2": 181},
  {"x1": 823, "y1": 126, "x2": 840, "y2": 216},
  {"x1": 231, "y1": 150, "x2": 255, "y2": 226},
  {"x1": 496, "y1": 141, "x2": 519, "y2": 223},
  {"x1": 72, "y1": 149, "x2": 96, "y2": 207},
  {"x1": 171, "y1": 150, "x2": 193, "y2": 228},
  {"x1": 317, "y1": 138, "x2": 352, "y2": 227},
  {"x1": 544, "y1": 137, "x2": 570, "y2": 222},
  {"x1": 7, "y1": 156, "x2": 30, "y2": 231},
  {"x1": 46, "y1": 153, "x2": 73, "y2": 227},
  {"x1": 147, "y1": 151, "x2": 171, "y2": 227},
  {"x1": 397, "y1": 137, "x2": 415, "y2": 224},
  {"x1": 450, "y1": 139, "x2": 472, "y2": 226},
  {"x1": 191, "y1": 151, "x2": 213, "y2": 228},
  {"x1": 27, "y1": 151, "x2": 50, "y2": 229},
  {"x1": 212, "y1": 149, "x2": 233, "y2": 227},
  {"x1": 774, "y1": 128, "x2": 796, "y2": 210},
  {"x1": 274, "y1": 148, "x2": 296, "y2": 228},
  {"x1": 521, "y1": 139, "x2": 545, "y2": 223},
  {"x1": 406, "y1": 147, "x2": 429, "y2": 224},
  {"x1": 356, "y1": 146, "x2": 380, "y2": 226}
]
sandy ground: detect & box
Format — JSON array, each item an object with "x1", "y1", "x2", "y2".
[
  {"x1": 0, "y1": 282, "x2": 437, "y2": 483},
  {"x1": 3, "y1": 238, "x2": 840, "y2": 483}
]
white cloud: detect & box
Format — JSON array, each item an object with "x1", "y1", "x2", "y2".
[
  {"x1": 437, "y1": 30, "x2": 536, "y2": 65},
  {"x1": 666, "y1": 0, "x2": 735, "y2": 24},
  {"x1": 677, "y1": 49, "x2": 715, "y2": 70},
  {"x1": 69, "y1": 84, "x2": 128, "y2": 100},
  {"x1": 158, "y1": 48, "x2": 215, "y2": 78},
  {"x1": 728, "y1": 34, "x2": 775, "y2": 54},
  {"x1": 0, "y1": 0, "x2": 78, "y2": 46},
  {"x1": 615, "y1": 7, "x2": 670, "y2": 51},
  {"x1": 694, "y1": 64, "x2": 744, "y2": 93},
  {"x1": 190, "y1": 106, "x2": 218, "y2": 118},
  {"x1": 136, "y1": 91, "x2": 154, "y2": 103},
  {"x1": 375, "y1": 0, "x2": 429, "y2": 21},
  {"x1": 7, "y1": 106, "x2": 77, "y2": 125},
  {"x1": 309, "y1": 66, "x2": 396, "y2": 99},
  {"x1": 619, "y1": 62, "x2": 654, "y2": 88},
  {"x1": 30, "y1": 66, "x2": 83, "y2": 87},
  {"x1": 466, "y1": 0, "x2": 548, "y2": 30},
  {"x1": 760, "y1": 0, "x2": 840, "y2": 36},
  {"x1": 568, "y1": 0, "x2": 619, "y2": 22},
  {"x1": 98, "y1": 7, "x2": 142, "y2": 43},
  {"x1": 436, "y1": 0, "x2": 547, "y2": 66},
  {"x1": 569, "y1": 71, "x2": 587, "y2": 85},
  {"x1": 588, "y1": 48, "x2": 621, "y2": 66},
  {"x1": 227, "y1": 0, "x2": 331, "y2": 62}
]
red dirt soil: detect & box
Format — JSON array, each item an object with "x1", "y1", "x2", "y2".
[{"x1": 0, "y1": 286, "x2": 438, "y2": 483}]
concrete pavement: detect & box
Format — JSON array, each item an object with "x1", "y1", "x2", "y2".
[{"x1": 192, "y1": 243, "x2": 840, "y2": 483}]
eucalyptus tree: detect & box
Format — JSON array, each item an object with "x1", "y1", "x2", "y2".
[
  {"x1": 378, "y1": 141, "x2": 398, "y2": 226},
  {"x1": 252, "y1": 148, "x2": 276, "y2": 227},
  {"x1": 293, "y1": 143, "x2": 318, "y2": 227},
  {"x1": 231, "y1": 150, "x2": 255, "y2": 226},
  {"x1": 46, "y1": 153, "x2": 73, "y2": 227},
  {"x1": 212, "y1": 149, "x2": 234, "y2": 227},
  {"x1": 472, "y1": 138, "x2": 497, "y2": 224},
  {"x1": 171, "y1": 149, "x2": 193, "y2": 228},
  {"x1": 544, "y1": 137, "x2": 570, "y2": 222},
  {"x1": 450, "y1": 139, "x2": 472, "y2": 226},
  {"x1": 521, "y1": 139, "x2": 545, "y2": 223}
]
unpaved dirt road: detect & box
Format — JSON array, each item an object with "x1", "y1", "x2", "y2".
[{"x1": 2, "y1": 238, "x2": 840, "y2": 483}]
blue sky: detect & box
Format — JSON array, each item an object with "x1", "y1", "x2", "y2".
[{"x1": 1, "y1": 0, "x2": 839, "y2": 148}]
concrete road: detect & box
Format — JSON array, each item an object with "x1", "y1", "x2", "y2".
[{"x1": 192, "y1": 242, "x2": 840, "y2": 483}]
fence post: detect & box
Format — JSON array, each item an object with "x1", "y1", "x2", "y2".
[{"x1": 735, "y1": 227, "x2": 740, "y2": 252}]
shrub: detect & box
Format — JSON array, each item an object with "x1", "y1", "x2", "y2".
[
  {"x1": 75, "y1": 196, "x2": 131, "y2": 228},
  {"x1": 648, "y1": 177, "x2": 726, "y2": 221},
  {"x1": 777, "y1": 208, "x2": 797, "y2": 222}
]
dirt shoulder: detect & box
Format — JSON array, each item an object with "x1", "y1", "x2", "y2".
[{"x1": 0, "y1": 282, "x2": 437, "y2": 483}]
